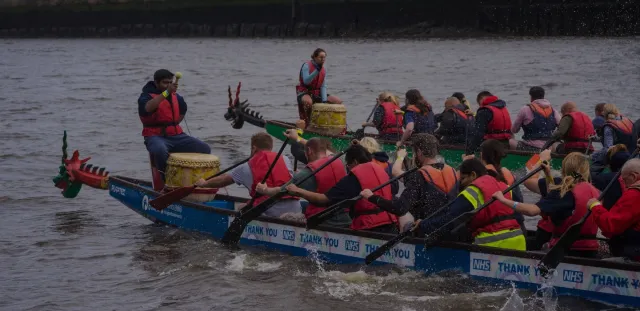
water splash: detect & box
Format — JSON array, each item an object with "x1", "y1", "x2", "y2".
[{"x1": 500, "y1": 283, "x2": 524, "y2": 311}]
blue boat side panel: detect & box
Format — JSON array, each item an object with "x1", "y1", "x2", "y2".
[{"x1": 414, "y1": 244, "x2": 471, "y2": 274}]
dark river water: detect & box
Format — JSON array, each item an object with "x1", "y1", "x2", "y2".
[{"x1": 2, "y1": 38, "x2": 640, "y2": 311}]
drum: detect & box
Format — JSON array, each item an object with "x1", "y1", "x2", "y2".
[
  {"x1": 165, "y1": 153, "x2": 221, "y2": 202},
  {"x1": 309, "y1": 103, "x2": 347, "y2": 135}
]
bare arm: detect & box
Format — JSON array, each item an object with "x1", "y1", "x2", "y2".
[
  {"x1": 201, "y1": 174, "x2": 235, "y2": 188},
  {"x1": 493, "y1": 192, "x2": 542, "y2": 216}
]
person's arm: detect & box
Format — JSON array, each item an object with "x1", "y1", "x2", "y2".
[
  {"x1": 320, "y1": 79, "x2": 327, "y2": 102},
  {"x1": 369, "y1": 106, "x2": 385, "y2": 128},
  {"x1": 590, "y1": 193, "x2": 640, "y2": 237},
  {"x1": 287, "y1": 187, "x2": 330, "y2": 205},
  {"x1": 286, "y1": 173, "x2": 360, "y2": 206},
  {"x1": 602, "y1": 126, "x2": 615, "y2": 149},
  {"x1": 465, "y1": 108, "x2": 491, "y2": 155},
  {"x1": 290, "y1": 142, "x2": 308, "y2": 164},
  {"x1": 391, "y1": 149, "x2": 407, "y2": 177},
  {"x1": 300, "y1": 62, "x2": 319, "y2": 85},
  {"x1": 511, "y1": 106, "x2": 527, "y2": 134},
  {"x1": 364, "y1": 174, "x2": 421, "y2": 215},
  {"x1": 138, "y1": 93, "x2": 153, "y2": 116},
  {"x1": 176, "y1": 94, "x2": 187, "y2": 123},
  {"x1": 543, "y1": 115, "x2": 572, "y2": 149},
  {"x1": 196, "y1": 173, "x2": 235, "y2": 188},
  {"x1": 398, "y1": 121, "x2": 414, "y2": 146},
  {"x1": 492, "y1": 192, "x2": 542, "y2": 216},
  {"x1": 256, "y1": 168, "x2": 314, "y2": 196}
]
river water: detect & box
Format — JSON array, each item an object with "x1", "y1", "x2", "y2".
[{"x1": 2, "y1": 38, "x2": 640, "y2": 311}]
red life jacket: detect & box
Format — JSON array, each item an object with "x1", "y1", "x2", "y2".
[
  {"x1": 468, "y1": 175, "x2": 521, "y2": 237},
  {"x1": 485, "y1": 165, "x2": 515, "y2": 185},
  {"x1": 605, "y1": 116, "x2": 635, "y2": 151},
  {"x1": 295, "y1": 61, "x2": 326, "y2": 97},
  {"x1": 419, "y1": 164, "x2": 459, "y2": 197},
  {"x1": 481, "y1": 97, "x2": 512, "y2": 140},
  {"x1": 140, "y1": 93, "x2": 183, "y2": 137},
  {"x1": 350, "y1": 162, "x2": 398, "y2": 230},
  {"x1": 304, "y1": 157, "x2": 347, "y2": 218},
  {"x1": 378, "y1": 101, "x2": 404, "y2": 135},
  {"x1": 563, "y1": 112, "x2": 595, "y2": 151},
  {"x1": 248, "y1": 150, "x2": 297, "y2": 206},
  {"x1": 548, "y1": 182, "x2": 600, "y2": 251}
]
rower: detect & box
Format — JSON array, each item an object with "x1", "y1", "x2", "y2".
[
  {"x1": 359, "y1": 137, "x2": 399, "y2": 196},
  {"x1": 285, "y1": 144, "x2": 399, "y2": 233},
  {"x1": 594, "y1": 103, "x2": 635, "y2": 158},
  {"x1": 296, "y1": 48, "x2": 342, "y2": 128},
  {"x1": 592, "y1": 103, "x2": 606, "y2": 139},
  {"x1": 493, "y1": 150, "x2": 600, "y2": 258},
  {"x1": 195, "y1": 132, "x2": 302, "y2": 217},
  {"x1": 255, "y1": 138, "x2": 351, "y2": 227},
  {"x1": 396, "y1": 89, "x2": 437, "y2": 148},
  {"x1": 415, "y1": 158, "x2": 526, "y2": 250},
  {"x1": 464, "y1": 91, "x2": 512, "y2": 155},
  {"x1": 360, "y1": 134, "x2": 459, "y2": 232},
  {"x1": 541, "y1": 101, "x2": 595, "y2": 154},
  {"x1": 588, "y1": 158, "x2": 640, "y2": 262},
  {"x1": 138, "y1": 69, "x2": 211, "y2": 181},
  {"x1": 510, "y1": 86, "x2": 561, "y2": 151},
  {"x1": 434, "y1": 97, "x2": 471, "y2": 145},
  {"x1": 451, "y1": 92, "x2": 474, "y2": 115},
  {"x1": 361, "y1": 92, "x2": 404, "y2": 141}
]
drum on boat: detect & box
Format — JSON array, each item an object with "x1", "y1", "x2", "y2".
[
  {"x1": 309, "y1": 103, "x2": 347, "y2": 135},
  {"x1": 165, "y1": 153, "x2": 220, "y2": 202}
]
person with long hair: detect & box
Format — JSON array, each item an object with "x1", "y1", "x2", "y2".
[
  {"x1": 295, "y1": 48, "x2": 342, "y2": 127},
  {"x1": 493, "y1": 151, "x2": 601, "y2": 258},
  {"x1": 591, "y1": 103, "x2": 635, "y2": 162},
  {"x1": 361, "y1": 92, "x2": 404, "y2": 141},
  {"x1": 414, "y1": 158, "x2": 526, "y2": 250},
  {"x1": 396, "y1": 89, "x2": 436, "y2": 147}
]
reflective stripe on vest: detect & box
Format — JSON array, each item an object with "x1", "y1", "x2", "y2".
[{"x1": 474, "y1": 228, "x2": 524, "y2": 245}]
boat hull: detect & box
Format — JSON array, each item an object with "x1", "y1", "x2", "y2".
[{"x1": 109, "y1": 176, "x2": 640, "y2": 308}]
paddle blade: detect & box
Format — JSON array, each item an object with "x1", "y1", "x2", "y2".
[
  {"x1": 539, "y1": 210, "x2": 592, "y2": 274},
  {"x1": 365, "y1": 230, "x2": 411, "y2": 265},
  {"x1": 149, "y1": 186, "x2": 196, "y2": 211},
  {"x1": 353, "y1": 128, "x2": 365, "y2": 140},
  {"x1": 525, "y1": 154, "x2": 540, "y2": 172}
]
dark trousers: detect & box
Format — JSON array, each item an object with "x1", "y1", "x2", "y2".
[{"x1": 144, "y1": 133, "x2": 211, "y2": 177}]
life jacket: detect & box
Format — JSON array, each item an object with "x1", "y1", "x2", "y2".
[
  {"x1": 485, "y1": 165, "x2": 515, "y2": 185},
  {"x1": 464, "y1": 175, "x2": 522, "y2": 240},
  {"x1": 481, "y1": 100, "x2": 512, "y2": 140},
  {"x1": 522, "y1": 103, "x2": 557, "y2": 141},
  {"x1": 304, "y1": 157, "x2": 347, "y2": 218},
  {"x1": 378, "y1": 101, "x2": 404, "y2": 135},
  {"x1": 415, "y1": 164, "x2": 459, "y2": 219},
  {"x1": 604, "y1": 116, "x2": 634, "y2": 151},
  {"x1": 350, "y1": 162, "x2": 398, "y2": 230},
  {"x1": 405, "y1": 105, "x2": 437, "y2": 134},
  {"x1": 563, "y1": 111, "x2": 595, "y2": 152},
  {"x1": 140, "y1": 93, "x2": 183, "y2": 137},
  {"x1": 248, "y1": 150, "x2": 297, "y2": 206},
  {"x1": 295, "y1": 60, "x2": 326, "y2": 97},
  {"x1": 548, "y1": 182, "x2": 600, "y2": 251},
  {"x1": 445, "y1": 107, "x2": 471, "y2": 143}
]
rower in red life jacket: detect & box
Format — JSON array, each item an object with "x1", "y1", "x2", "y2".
[
  {"x1": 414, "y1": 158, "x2": 526, "y2": 250},
  {"x1": 255, "y1": 138, "x2": 351, "y2": 227},
  {"x1": 138, "y1": 69, "x2": 211, "y2": 180},
  {"x1": 285, "y1": 145, "x2": 399, "y2": 233},
  {"x1": 493, "y1": 150, "x2": 600, "y2": 258},
  {"x1": 541, "y1": 101, "x2": 596, "y2": 154},
  {"x1": 510, "y1": 86, "x2": 561, "y2": 152},
  {"x1": 361, "y1": 134, "x2": 459, "y2": 232},
  {"x1": 195, "y1": 133, "x2": 302, "y2": 218},
  {"x1": 396, "y1": 89, "x2": 437, "y2": 148},
  {"x1": 358, "y1": 137, "x2": 399, "y2": 196},
  {"x1": 434, "y1": 97, "x2": 472, "y2": 145},
  {"x1": 361, "y1": 92, "x2": 404, "y2": 141},
  {"x1": 296, "y1": 48, "x2": 342, "y2": 128},
  {"x1": 591, "y1": 103, "x2": 635, "y2": 164},
  {"x1": 588, "y1": 158, "x2": 640, "y2": 262},
  {"x1": 464, "y1": 91, "x2": 513, "y2": 155}
]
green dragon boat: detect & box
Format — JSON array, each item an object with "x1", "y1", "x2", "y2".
[{"x1": 224, "y1": 96, "x2": 564, "y2": 171}]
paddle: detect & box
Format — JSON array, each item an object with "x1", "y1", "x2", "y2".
[
  {"x1": 421, "y1": 164, "x2": 546, "y2": 248},
  {"x1": 353, "y1": 101, "x2": 380, "y2": 140},
  {"x1": 239, "y1": 138, "x2": 290, "y2": 213},
  {"x1": 150, "y1": 155, "x2": 252, "y2": 210},
  {"x1": 220, "y1": 142, "x2": 357, "y2": 247},
  {"x1": 306, "y1": 166, "x2": 419, "y2": 230},
  {"x1": 538, "y1": 149, "x2": 640, "y2": 276}
]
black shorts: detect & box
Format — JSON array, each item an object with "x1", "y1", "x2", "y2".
[{"x1": 296, "y1": 93, "x2": 324, "y2": 105}]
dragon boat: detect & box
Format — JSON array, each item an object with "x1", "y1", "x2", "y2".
[
  {"x1": 223, "y1": 83, "x2": 566, "y2": 171},
  {"x1": 52, "y1": 131, "x2": 640, "y2": 309}
]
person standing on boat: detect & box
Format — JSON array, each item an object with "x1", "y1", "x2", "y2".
[
  {"x1": 361, "y1": 92, "x2": 404, "y2": 141},
  {"x1": 195, "y1": 132, "x2": 301, "y2": 217},
  {"x1": 434, "y1": 97, "x2": 471, "y2": 145},
  {"x1": 138, "y1": 69, "x2": 211, "y2": 180},
  {"x1": 588, "y1": 158, "x2": 640, "y2": 262},
  {"x1": 361, "y1": 134, "x2": 459, "y2": 232},
  {"x1": 464, "y1": 91, "x2": 512, "y2": 155},
  {"x1": 493, "y1": 150, "x2": 600, "y2": 258},
  {"x1": 414, "y1": 158, "x2": 526, "y2": 250},
  {"x1": 396, "y1": 89, "x2": 436, "y2": 148},
  {"x1": 255, "y1": 138, "x2": 351, "y2": 227},
  {"x1": 285, "y1": 144, "x2": 399, "y2": 233},
  {"x1": 541, "y1": 102, "x2": 595, "y2": 154},
  {"x1": 358, "y1": 137, "x2": 399, "y2": 196},
  {"x1": 509, "y1": 86, "x2": 561, "y2": 152},
  {"x1": 296, "y1": 48, "x2": 342, "y2": 128}
]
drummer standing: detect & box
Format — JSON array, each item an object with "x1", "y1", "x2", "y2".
[
  {"x1": 138, "y1": 69, "x2": 211, "y2": 179},
  {"x1": 296, "y1": 48, "x2": 342, "y2": 128}
]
